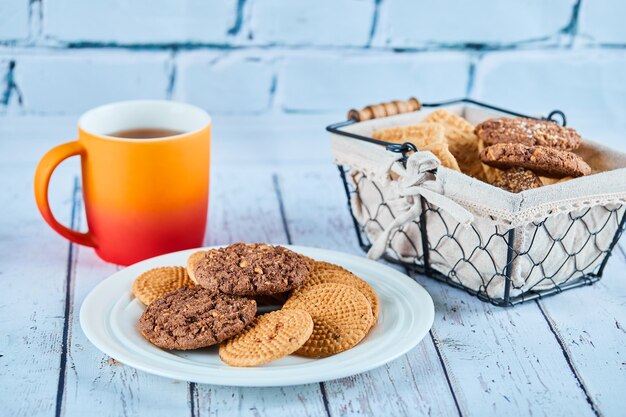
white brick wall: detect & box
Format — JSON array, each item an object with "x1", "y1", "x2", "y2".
[
  {"x1": 472, "y1": 50, "x2": 626, "y2": 142},
  {"x1": 375, "y1": 0, "x2": 576, "y2": 46},
  {"x1": 13, "y1": 51, "x2": 170, "y2": 114},
  {"x1": 578, "y1": 0, "x2": 626, "y2": 45},
  {"x1": 249, "y1": 0, "x2": 374, "y2": 46},
  {"x1": 0, "y1": 0, "x2": 624, "y2": 136},
  {"x1": 279, "y1": 53, "x2": 470, "y2": 112},
  {"x1": 45, "y1": 0, "x2": 237, "y2": 44},
  {"x1": 175, "y1": 53, "x2": 275, "y2": 113},
  {"x1": 0, "y1": 2, "x2": 29, "y2": 41}
]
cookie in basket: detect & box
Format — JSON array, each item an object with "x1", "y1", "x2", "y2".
[
  {"x1": 493, "y1": 167, "x2": 543, "y2": 193},
  {"x1": 422, "y1": 109, "x2": 475, "y2": 137},
  {"x1": 372, "y1": 123, "x2": 461, "y2": 171},
  {"x1": 539, "y1": 176, "x2": 573, "y2": 186},
  {"x1": 372, "y1": 123, "x2": 445, "y2": 145},
  {"x1": 219, "y1": 308, "x2": 313, "y2": 367},
  {"x1": 138, "y1": 286, "x2": 256, "y2": 350},
  {"x1": 421, "y1": 109, "x2": 486, "y2": 180},
  {"x1": 132, "y1": 266, "x2": 195, "y2": 305},
  {"x1": 475, "y1": 117, "x2": 581, "y2": 151},
  {"x1": 477, "y1": 137, "x2": 504, "y2": 183},
  {"x1": 294, "y1": 260, "x2": 379, "y2": 321},
  {"x1": 193, "y1": 243, "x2": 310, "y2": 296},
  {"x1": 480, "y1": 143, "x2": 592, "y2": 178},
  {"x1": 283, "y1": 283, "x2": 374, "y2": 358}
]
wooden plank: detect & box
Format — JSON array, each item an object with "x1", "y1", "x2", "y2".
[
  {"x1": 275, "y1": 168, "x2": 462, "y2": 417},
  {"x1": 60, "y1": 183, "x2": 192, "y2": 417},
  {"x1": 416, "y1": 277, "x2": 597, "y2": 417},
  {"x1": 0, "y1": 124, "x2": 89, "y2": 417},
  {"x1": 535, "y1": 247, "x2": 626, "y2": 417},
  {"x1": 194, "y1": 167, "x2": 328, "y2": 417},
  {"x1": 0, "y1": 122, "x2": 191, "y2": 417},
  {"x1": 0, "y1": 165, "x2": 74, "y2": 417},
  {"x1": 204, "y1": 168, "x2": 290, "y2": 246}
]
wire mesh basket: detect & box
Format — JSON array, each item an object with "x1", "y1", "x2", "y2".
[{"x1": 328, "y1": 98, "x2": 626, "y2": 306}]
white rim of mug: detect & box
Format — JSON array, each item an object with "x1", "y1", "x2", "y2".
[{"x1": 77, "y1": 100, "x2": 211, "y2": 143}]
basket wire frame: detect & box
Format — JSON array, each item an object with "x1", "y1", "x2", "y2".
[{"x1": 330, "y1": 98, "x2": 626, "y2": 306}]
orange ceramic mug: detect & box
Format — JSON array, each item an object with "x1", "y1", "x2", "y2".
[{"x1": 34, "y1": 100, "x2": 211, "y2": 266}]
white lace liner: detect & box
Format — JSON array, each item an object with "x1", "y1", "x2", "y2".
[{"x1": 331, "y1": 104, "x2": 626, "y2": 301}]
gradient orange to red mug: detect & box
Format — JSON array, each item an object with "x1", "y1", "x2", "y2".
[{"x1": 34, "y1": 101, "x2": 211, "y2": 266}]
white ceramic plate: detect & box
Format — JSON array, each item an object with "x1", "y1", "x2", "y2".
[{"x1": 80, "y1": 245, "x2": 434, "y2": 387}]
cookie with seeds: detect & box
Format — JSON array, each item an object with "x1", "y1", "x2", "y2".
[
  {"x1": 492, "y1": 167, "x2": 543, "y2": 193},
  {"x1": 372, "y1": 124, "x2": 461, "y2": 171},
  {"x1": 194, "y1": 243, "x2": 310, "y2": 296},
  {"x1": 138, "y1": 286, "x2": 256, "y2": 350},
  {"x1": 283, "y1": 283, "x2": 373, "y2": 358},
  {"x1": 294, "y1": 261, "x2": 379, "y2": 321},
  {"x1": 132, "y1": 266, "x2": 195, "y2": 305},
  {"x1": 477, "y1": 137, "x2": 504, "y2": 183},
  {"x1": 480, "y1": 143, "x2": 591, "y2": 178},
  {"x1": 475, "y1": 117, "x2": 581, "y2": 151},
  {"x1": 219, "y1": 309, "x2": 314, "y2": 367}
]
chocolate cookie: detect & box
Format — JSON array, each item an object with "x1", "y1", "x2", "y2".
[
  {"x1": 475, "y1": 117, "x2": 581, "y2": 151},
  {"x1": 194, "y1": 243, "x2": 310, "y2": 296},
  {"x1": 493, "y1": 167, "x2": 543, "y2": 193},
  {"x1": 138, "y1": 286, "x2": 256, "y2": 350},
  {"x1": 480, "y1": 143, "x2": 591, "y2": 178}
]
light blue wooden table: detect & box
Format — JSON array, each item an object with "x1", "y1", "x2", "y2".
[{"x1": 1, "y1": 115, "x2": 625, "y2": 417}]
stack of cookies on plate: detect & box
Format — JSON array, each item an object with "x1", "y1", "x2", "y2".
[
  {"x1": 372, "y1": 109, "x2": 592, "y2": 192},
  {"x1": 132, "y1": 243, "x2": 378, "y2": 367}
]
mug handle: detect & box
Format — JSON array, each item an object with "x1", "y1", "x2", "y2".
[{"x1": 34, "y1": 141, "x2": 96, "y2": 247}]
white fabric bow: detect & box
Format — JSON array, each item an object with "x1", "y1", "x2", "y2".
[{"x1": 367, "y1": 151, "x2": 475, "y2": 259}]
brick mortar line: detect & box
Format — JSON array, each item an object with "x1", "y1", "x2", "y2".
[
  {"x1": 562, "y1": 0, "x2": 582, "y2": 48},
  {"x1": 1, "y1": 46, "x2": 625, "y2": 59},
  {"x1": 2, "y1": 39, "x2": 626, "y2": 52},
  {"x1": 227, "y1": 0, "x2": 248, "y2": 37},
  {"x1": 166, "y1": 50, "x2": 178, "y2": 100},
  {"x1": 366, "y1": 0, "x2": 382, "y2": 48}
]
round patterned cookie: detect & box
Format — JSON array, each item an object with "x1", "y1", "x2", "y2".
[
  {"x1": 283, "y1": 283, "x2": 373, "y2": 358},
  {"x1": 194, "y1": 243, "x2": 310, "y2": 296},
  {"x1": 132, "y1": 266, "x2": 195, "y2": 305},
  {"x1": 480, "y1": 143, "x2": 591, "y2": 178},
  {"x1": 475, "y1": 117, "x2": 581, "y2": 151},
  {"x1": 294, "y1": 261, "x2": 379, "y2": 321},
  {"x1": 186, "y1": 251, "x2": 206, "y2": 284},
  {"x1": 138, "y1": 287, "x2": 257, "y2": 350},
  {"x1": 219, "y1": 309, "x2": 314, "y2": 367}
]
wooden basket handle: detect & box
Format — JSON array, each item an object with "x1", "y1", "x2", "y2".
[{"x1": 347, "y1": 98, "x2": 421, "y2": 122}]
